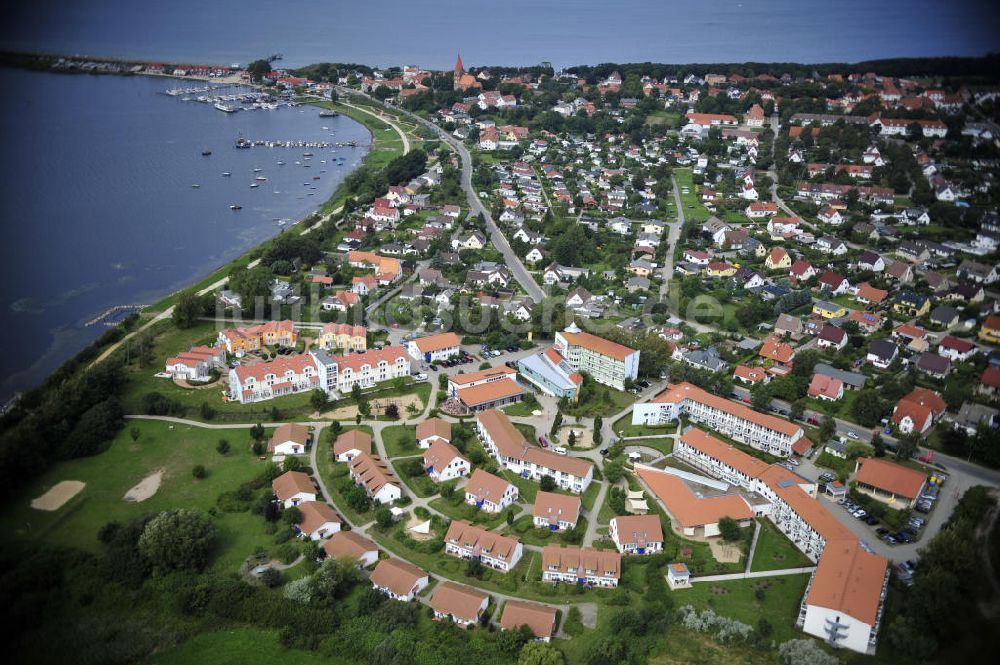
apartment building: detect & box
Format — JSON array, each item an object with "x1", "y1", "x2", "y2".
[
  {"x1": 317, "y1": 323, "x2": 367, "y2": 352},
  {"x1": 666, "y1": 426, "x2": 888, "y2": 654},
  {"x1": 444, "y1": 520, "x2": 523, "y2": 572},
  {"x1": 553, "y1": 322, "x2": 639, "y2": 390},
  {"x1": 541, "y1": 545, "x2": 621, "y2": 587},
  {"x1": 164, "y1": 345, "x2": 225, "y2": 381},
  {"x1": 228, "y1": 354, "x2": 320, "y2": 404},
  {"x1": 632, "y1": 382, "x2": 805, "y2": 457},
  {"x1": 476, "y1": 409, "x2": 594, "y2": 493},
  {"x1": 309, "y1": 345, "x2": 410, "y2": 394},
  {"x1": 406, "y1": 332, "x2": 461, "y2": 362},
  {"x1": 218, "y1": 319, "x2": 297, "y2": 355}
]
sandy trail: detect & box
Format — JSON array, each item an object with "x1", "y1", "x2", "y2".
[
  {"x1": 124, "y1": 469, "x2": 164, "y2": 502},
  {"x1": 31, "y1": 480, "x2": 86, "y2": 511}
]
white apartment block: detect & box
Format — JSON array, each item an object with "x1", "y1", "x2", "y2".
[
  {"x1": 633, "y1": 382, "x2": 805, "y2": 457},
  {"x1": 309, "y1": 345, "x2": 411, "y2": 395},
  {"x1": 444, "y1": 521, "x2": 523, "y2": 573},
  {"x1": 475, "y1": 409, "x2": 594, "y2": 493},
  {"x1": 553, "y1": 322, "x2": 639, "y2": 391},
  {"x1": 541, "y1": 545, "x2": 621, "y2": 588}
]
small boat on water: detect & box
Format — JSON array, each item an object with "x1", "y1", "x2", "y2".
[
  {"x1": 230, "y1": 204, "x2": 242, "y2": 210},
  {"x1": 319, "y1": 110, "x2": 338, "y2": 118},
  {"x1": 201, "y1": 149, "x2": 212, "y2": 156},
  {"x1": 253, "y1": 167, "x2": 262, "y2": 173},
  {"x1": 250, "y1": 183, "x2": 260, "y2": 189},
  {"x1": 191, "y1": 184, "x2": 201, "y2": 188},
  {"x1": 313, "y1": 176, "x2": 321, "y2": 180},
  {"x1": 303, "y1": 152, "x2": 313, "y2": 157},
  {"x1": 222, "y1": 172, "x2": 231, "y2": 177},
  {"x1": 277, "y1": 161, "x2": 286, "y2": 166},
  {"x1": 255, "y1": 176, "x2": 267, "y2": 181}
]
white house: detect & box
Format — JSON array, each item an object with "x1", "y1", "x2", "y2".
[
  {"x1": 272, "y1": 471, "x2": 316, "y2": 509},
  {"x1": 296, "y1": 501, "x2": 342, "y2": 540},
  {"x1": 609, "y1": 515, "x2": 664, "y2": 555},
  {"x1": 323, "y1": 530, "x2": 379, "y2": 567},
  {"x1": 406, "y1": 332, "x2": 461, "y2": 363},
  {"x1": 444, "y1": 520, "x2": 523, "y2": 572},
  {"x1": 371, "y1": 559, "x2": 429, "y2": 601},
  {"x1": 464, "y1": 469, "x2": 518, "y2": 513},
  {"x1": 423, "y1": 440, "x2": 471, "y2": 483},
  {"x1": 268, "y1": 423, "x2": 310, "y2": 455}
]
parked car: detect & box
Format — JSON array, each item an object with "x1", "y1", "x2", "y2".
[
  {"x1": 414, "y1": 373, "x2": 428, "y2": 381},
  {"x1": 876, "y1": 527, "x2": 890, "y2": 538},
  {"x1": 600, "y1": 448, "x2": 609, "y2": 456},
  {"x1": 864, "y1": 516, "x2": 879, "y2": 525},
  {"x1": 819, "y1": 472, "x2": 835, "y2": 483},
  {"x1": 538, "y1": 436, "x2": 548, "y2": 448},
  {"x1": 553, "y1": 446, "x2": 568, "y2": 456},
  {"x1": 884, "y1": 535, "x2": 898, "y2": 545},
  {"x1": 787, "y1": 458, "x2": 800, "y2": 466}
]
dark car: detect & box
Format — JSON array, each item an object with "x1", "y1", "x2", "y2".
[
  {"x1": 430, "y1": 365, "x2": 438, "y2": 372},
  {"x1": 600, "y1": 448, "x2": 609, "y2": 456},
  {"x1": 864, "y1": 516, "x2": 879, "y2": 525},
  {"x1": 507, "y1": 346, "x2": 518, "y2": 352},
  {"x1": 876, "y1": 527, "x2": 890, "y2": 538},
  {"x1": 894, "y1": 531, "x2": 913, "y2": 543}
]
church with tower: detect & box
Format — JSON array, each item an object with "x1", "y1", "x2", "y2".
[{"x1": 453, "y1": 54, "x2": 481, "y2": 91}]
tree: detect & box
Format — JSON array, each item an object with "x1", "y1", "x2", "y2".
[
  {"x1": 138, "y1": 509, "x2": 217, "y2": 573},
  {"x1": 466, "y1": 558, "x2": 484, "y2": 579},
  {"x1": 604, "y1": 459, "x2": 625, "y2": 484},
  {"x1": 283, "y1": 506, "x2": 303, "y2": 525},
  {"x1": 593, "y1": 416, "x2": 603, "y2": 447},
  {"x1": 819, "y1": 414, "x2": 836, "y2": 442},
  {"x1": 506, "y1": 509, "x2": 515, "y2": 526},
  {"x1": 385, "y1": 403, "x2": 400, "y2": 420},
  {"x1": 172, "y1": 290, "x2": 202, "y2": 328},
  {"x1": 518, "y1": 641, "x2": 565, "y2": 665},
  {"x1": 539, "y1": 475, "x2": 556, "y2": 492},
  {"x1": 851, "y1": 389, "x2": 885, "y2": 427},
  {"x1": 718, "y1": 516, "x2": 742, "y2": 542},
  {"x1": 191, "y1": 464, "x2": 207, "y2": 479},
  {"x1": 789, "y1": 399, "x2": 805, "y2": 422},
  {"x1": 895, "y1": 432, "x2": 921, "y2": 461},
  {"x1": 751, "y1": 383, "x2": 774, "y2": 411},
  {"x1": 374, "y1": 506, "x2": 394, "y2": 529},
  {"x1": 310, "y1": 389, "x2": 328, "y2": 412},
  {"x1": 259, "y1": 567, "x2": 283, "y2": 588},
  {"x1": 550, "y1": 411, "x2": 563, "y2": 437},
  {"x1": 130, "y1": 426, "x2": 141, "y2": 443},
  {"x1": 568, "y1": 430, "x2": 577, "y2": 448},
  {"x1": 216, "y1": 439, "x2": 230, "y2": 455},
  {"x1": 250, "y1": 423, "x2": 266, "y2": 441}
]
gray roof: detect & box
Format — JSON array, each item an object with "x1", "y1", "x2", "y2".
[{"x1": 814, "y1": 363, "x2": 867, "y2": 389}]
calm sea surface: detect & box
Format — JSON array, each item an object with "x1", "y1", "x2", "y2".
[
  {"x1": 2, "y1": 0, "x2": 998, "y2": 69},
  {"x1": 0, "y1": 68, "x2": 370, "y2": 401}
]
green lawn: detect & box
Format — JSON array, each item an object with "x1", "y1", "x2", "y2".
[
  {"x1": 749, "y1": 518, "x2": 815, "y2": 572},
  {"x1": 428, "y1": 496, "x2": 521, "y2": 530},
  {"x1": 503, "y1": 400, "x2": 540, "y2": 417},
  {"x1": 144, "y1": 628, "x2": 350, "y2": 665},
  {"x1": 381, "y1": 424, "x2": 418, "y2": 458},
  {"x1": 514, "y1": 422, "x2": 538, "y2": 444},
  {"x1": 625, "y1": 437, "x2": 675, "y2": 457},
  {"x1": 389, "y1": 458, "x2": 438, "y2": 498},
  {"x1": 580, "y1": 479, "x2": 602, "y2": 512},
  {"x1": 502, "y1": 514, "x2": 588, "y2": 547},
  {"x1": 667, "y1": 574, "x2": 811, "y2": 643},
  {"x1": 0, "y1": 419, "x2": 279, "y2": 574},
  {"x1": 613, "y1": 412, "x2": 675, "y2": 438},
  {"x1": 560, "y1": 384, "x2": 636, "y2": 418}
]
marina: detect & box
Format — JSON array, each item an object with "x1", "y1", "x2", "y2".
[{"x1": 234, "y1": 137, "x2": 360, "y2": 149}]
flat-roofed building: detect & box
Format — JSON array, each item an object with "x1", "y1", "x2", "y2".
[
  {"x1": 517, "y1": 347, "x2": 583, "y2": 400},
  {"x1": 633, "y1": 382, "x2": 805, "y2": 457},
  {"x1": 553, "y1": 322, "x2": 639, "y2": 390},
  {"x1": 541, "y1": 545, "x2": 621, "y2": 587},
  {"x1": 476, "y1": 409, "x2": 594, "y2": 493}
]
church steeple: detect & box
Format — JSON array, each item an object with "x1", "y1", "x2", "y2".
[{"x1": 455, "y1": 53, "x2": 464, "y2": 77}]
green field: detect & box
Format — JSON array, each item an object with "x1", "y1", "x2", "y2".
[
  {"x1": 0, "y1": 419, "x2": 280, "y2": 574},
  {"x1": 668, "y1": 574, "x2": 811, "y2": 643},
  {"x1": 381, "y1": 424, "x2": 418, "y2": 457},
  {"x1": 749, "y1": 519, "x2": 815, "y2": 572},
  {"x1": 613, "y1": 412, "x2": 676, "y2": 438},
  {"x1": 144, "y1": 629, "x2": 350, "y2": 665}
]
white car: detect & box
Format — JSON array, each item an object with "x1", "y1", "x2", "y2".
[
  {"x1": 553, "y1": 446, "x2": 568, "y2": 456},
  {"x1": 414, "y1": 373, "x2": 428, "y2": 381}
]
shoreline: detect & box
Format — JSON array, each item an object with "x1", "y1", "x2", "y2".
[{"x1": 1, "y1": 68, "x2": 405, "y2": 406}]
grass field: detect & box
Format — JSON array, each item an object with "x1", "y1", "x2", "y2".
[
  {"x1": 0, "y1": 419, "x2": 279, "y2": 574},
  {"x1": 144, "y1": 628, "x2": 350, "y2": 665},
  {"x1": 560, "y1": 384, "x2": 636, "y2": 418},
  {"x1": 502, "y1": 401, "x2": 540, "y2": 417},
  {"x1": 381, "y1": 424, "x2": 418, "y2": 458},
  {"x1": 667, "y1": 574, "x2": 811, "y2": 643},
  {"x1": 749, "y1": 519, "x2": 815, "y2": 572},
  {"x1": 503, "y1": 514, "x2": 588, "y2": 547},
  {"x1": 612, "y1": 412, "x2": 676, "y2": 438}
]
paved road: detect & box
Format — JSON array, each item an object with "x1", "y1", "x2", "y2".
[
  {"x1": 658, "y1": 174, "x2": 685, "y2": 299},
  {"x1": 340, "y1": 89, "x2": 544, "y2": 303}
]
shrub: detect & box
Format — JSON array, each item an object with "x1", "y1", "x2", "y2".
[{"x1": 192, "y1": 464, "x2": 207, "y2": 479}]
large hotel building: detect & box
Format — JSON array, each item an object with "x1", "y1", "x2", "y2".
[
  {"x1": 632, "y1": 382, "x2": 806, "y2": 457},
  {"x1": 553, "y1": 322, "x2": 639, "y2": 391},
  {"x1": 661, "y1": 427, "x2": 889, "y2": 654}
]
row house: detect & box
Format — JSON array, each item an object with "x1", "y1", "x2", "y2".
[
  {"x1": 444, "y1": 520, "x2": 523, "y2": 572},
  {"x1": 349, "y1": 453, "x2": 403, "y2": 504},
  {"x1": 541, "y1": 545, "x2": 621, "y2": 587},
  {"x1": 218, "y1": 319, "x2": 297, "y2": 355},
  {"x1": 309, "y1": 345, "x2": 411, "y2": 395},
  {"x1": 165, "y1": 345, "x2": 225, "y2": 381},
  {"x1": 228, "y1": 354, "x2": 319, "y2": 404},
  {"x1": 464, "y1": 468, "x2": 518, "y2": 513}
]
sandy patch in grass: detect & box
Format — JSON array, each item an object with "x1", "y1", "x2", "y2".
[
  {"x1": 556, "y1": 424, "x2": 595, "y2": 449},
  {"x1": 323, "y1": 394, "x2": 423, "y2": 420},
  {"x1": 405, "y1": 516, "x2": 436, "y2": 541},
  {"x1": 31, "y1": 480, "x2": 85, "y2": 511},
  {"x1": 124, "y1": 469, "x2": 164, "y2": 502},
  {"x1": 707, "y1": 538, "x2": 743, "y2": 564}
]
